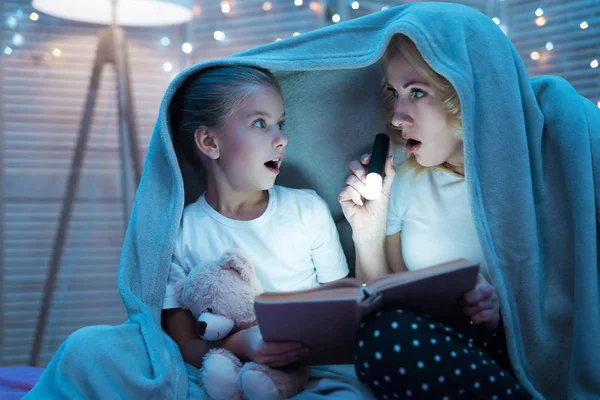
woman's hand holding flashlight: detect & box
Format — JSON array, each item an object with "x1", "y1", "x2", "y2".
[{"x1": 338, "y1": 152, "x2": 396, "y2": 243}]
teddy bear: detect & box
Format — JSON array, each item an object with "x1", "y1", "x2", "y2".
[{"x1": 177, "y1": 251, "x2": 311, "y2": 400}]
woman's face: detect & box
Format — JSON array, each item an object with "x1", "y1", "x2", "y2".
[{"x1": 385, "y1": 52, "x2": 463, "y2": 169}]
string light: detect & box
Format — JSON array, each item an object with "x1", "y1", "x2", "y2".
[
  {"x1": 263, "y1": 2, "x2": 273, "y2": 11},
  {"x1": 275, "y1": 37, "x2": 283, "y2": 41},
  {"x1": 580, "y1": 21, "x2": 589, "y2": 30},
  {"x1": 591, "y1": 59, "x2": 599, "y2": 69},
  {"x1": 492, "y1": 17, "x2": 500, "y2": 25},
  {"x1": 535, "y1": 8, "x2": 544, "y2": 17},
  {"x1": 309, "y1": 1, "x2": 322, "y2": 12},
  {"x1": 163, "y1": 62, "x2": 173, "y2": 72},
  {"x1": 332, "y1": 13, "x2": 341, "y2": 23},
  {"x1": 12, "y1": 33, "x2": 23, "y2": 46},
  {"x1": 545, "y1": 41, "x2": 554, "y2": 51},
  {"x1": 221, "y1": 1, "x2": 231, "y2": 14},
  {"x1": 160, "y1": 36, "x2": 170, "y2": 46},
  {"x1": 381, "y1": 6, "x2": 389, "y2": 11},
  {"x1": 535, "y1": 16, "x2": 546, "y2": 27},
  {"x1": 6, "y1": 16, "x2": 17, "y2": 29},
  {"x1": 3, "y1": 46, "x2": 12, "y2": 55},
  {"x1": 52, "y1": 48, "x2": 62, "y2": 57},
  {"x1": 294, "y1": 0, "x2": 303, "y2": 6},
  {"x1": 530, "y1": 51, "x2": 540, "y2": 61},
  {"x1": 213, "y1": 31, "x2": 226, "y2": 41},
  {"x1": 181, "y1": 42, "x2": 192, "y2": 54},
  {"x1": 293, "y1": 32, "x2": 300, "y2": 36},
  {"x1": 29, "y1": 12, "x2": 39, "y2": 21},
  {"x1": 597, "y1": 101, "x2": 600, "y2": 109},
  {"x1": 192, "y1": 4, "x2": 202, "y2": 16},
  {"x1": 351, "y1": 1, "x2": 360, "y2": 10}
]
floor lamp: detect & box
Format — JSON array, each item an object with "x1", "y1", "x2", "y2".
[{"x1": 28, "y1": 0, "x2": 193, "y2": 366}]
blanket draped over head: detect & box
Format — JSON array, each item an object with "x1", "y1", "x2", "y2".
[{"x1": 26, "y1": 3, "x2": 600, "y2": 399}]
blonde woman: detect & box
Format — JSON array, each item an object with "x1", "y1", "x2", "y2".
[{"x1": 339, "y1": 34, "x2": 531, "y2": 399}]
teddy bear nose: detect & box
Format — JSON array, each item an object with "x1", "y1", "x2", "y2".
[{"x1": 196, "y1": 321, "x2": 207, "y2": 336}]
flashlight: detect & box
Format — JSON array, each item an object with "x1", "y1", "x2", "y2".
[{"x1": 363, "y1": 133, "x2": 390, "y2": 200}]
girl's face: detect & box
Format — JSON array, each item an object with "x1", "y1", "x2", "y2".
[
  {"x1": 386, "y1": 52, "x2": 463, "y2": 169},
  {"x1": 214, "y1": 85, "x2": 287, "y2": 192}
]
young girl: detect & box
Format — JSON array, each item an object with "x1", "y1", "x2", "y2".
[
  {"x1": 339, "y1": 35, "x2": 532, "y2": 399},
  {"x1": 162, "y1": 66, "x2": 350, "y2": 398}
]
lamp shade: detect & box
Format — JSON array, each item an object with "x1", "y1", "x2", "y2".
[{"x1": 32, "y1": 0, "x2": 194, "y2": 27}]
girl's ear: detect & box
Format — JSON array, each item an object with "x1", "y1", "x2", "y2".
[{"x1": 194, "y1": 127, "x2": 220, "y2": 160}]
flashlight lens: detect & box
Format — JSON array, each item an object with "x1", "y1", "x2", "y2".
[{"x1": 364, "y1": 172, "x2": 383, "y2": 200}]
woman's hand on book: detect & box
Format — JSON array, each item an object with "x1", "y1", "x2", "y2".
[
  {"x1": 242, "y1": 325, "x2": 310, "y2": 367},
  {"x1": 338, "y1": 153, "x2": 396, "y2": 241},
  {"x1": 461, "y1": 274, "x2": 500, "y2": 331}
]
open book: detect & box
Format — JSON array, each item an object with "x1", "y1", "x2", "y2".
[{"x1": 254, "y1": 259, "x2": 479, "y2": 365}]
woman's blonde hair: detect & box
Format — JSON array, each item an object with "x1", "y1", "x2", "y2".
[{"x1": 383, "y1": 34, "x2": 462, "y2": 174}]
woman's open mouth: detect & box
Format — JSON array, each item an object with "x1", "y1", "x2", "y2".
[{"x1": 406, "y1": 138, "x2": 422, "y2": 153}]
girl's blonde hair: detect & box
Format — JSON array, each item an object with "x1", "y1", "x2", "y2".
[{"x1": 383, "y1": 34, "x2": 462, "y2": 174}]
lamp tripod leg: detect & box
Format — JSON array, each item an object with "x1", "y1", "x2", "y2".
[{"x1": 29, "y1": 32, "x2": 108, "y2": 366}]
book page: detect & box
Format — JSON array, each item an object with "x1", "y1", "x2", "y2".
[
  {"x1": 256, "y1": 277, "x2": 362, "y2": 303},
  {"x1": 367, "y1": 258, "x2": 475, "y2": 292}
]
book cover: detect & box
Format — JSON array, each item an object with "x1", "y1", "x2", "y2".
[{"x1": 254, "y1": 259, "x2": 479, "y2": 365}]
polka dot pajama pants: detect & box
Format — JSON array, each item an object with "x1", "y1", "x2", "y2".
[{"x1": 353, "y1": 308, "x2": 532, "y2": 399}]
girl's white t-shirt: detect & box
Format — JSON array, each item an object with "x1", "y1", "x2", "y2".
[
  {"x1": 163, "y1": 185, "x2": 349, "y2": 309},
  {"x1": 386, "y1": 167, "x2": 486, "y2": 273}
]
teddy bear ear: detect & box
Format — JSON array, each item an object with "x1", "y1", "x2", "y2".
[{"x1": 221, "y1": 251, "x2": 255, "y2": 283}]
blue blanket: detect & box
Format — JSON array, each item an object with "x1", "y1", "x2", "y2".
[{"x1": 26, "y1": 3, "x2": 600, "y2": 399}]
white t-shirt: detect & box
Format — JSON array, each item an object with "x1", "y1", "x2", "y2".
[
  {"x1": 386, "y1": 167, "x2": 486, "y2": 273},
  {"x1": 163, "y1": 185, "x2": 349, "y2": 309}
]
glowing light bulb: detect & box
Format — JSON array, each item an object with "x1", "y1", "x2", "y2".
[
  {"x1": 530, "y1": 51, "x2": 540, "y2": 61},
  {"x1": 3, "y1": 46, "x2": 13, "y2": 55},
  {"x1": 214, "y1": 31, "x2": 226, "y2": 41},
  {"x1": 12, "y1": 34, "x2": 23, "y2": 46},
  {"x1": 181, "y1": 42, "x2": 192, "y2": 54},
  {"x1": 52, "y1": 48, "x2": 62, "y2": 57},
  {"x1": 351, "y1": 1, "x2": 359, "y2": 10},
  {"x1": 263, "y1": 2, "x2": 273, "y2": 11},
  {"x1": 221, "y1": 1, "x2": 231, "y2": 14},
  {"x1": 535, "y1": 8, "x2": 543, "y2": 17},
  {"x1": 535, "y1": 17, "x2": 546, "y2": 27},
  {"x1": 293, "y1": 32, "x2": 300, "y2": 36},
  {"x1": 29, "y1": 12, "x2": 39, "y2": 21},
  {"x1": 294, "y1": 0, "x2": 303, "y2": 6},
  {"x1": 6, "y1": 16, "x2": 17, "y2": 29},
  {"x1": 545, "y1": 42, "x2": 554, "y2": 51},
  {"x1": 309, "y1": 1, "x2": 322, "y2": 12},
  {"x1": 332, "y1": 13, "x2": 340, "y2": 23},
  {"x1": 580, "y1": 21, "x2": 589, "y2": 30},
  {"x1": 163, "y1": 62, "x2": 173, "y2": 72},
  {"x1": 591, "y1": 59, "x2": 599, "y2": 69},
  {"x1": 161, "y1": 36, "x2": 170, "y2": 46},
  {"x1": 492, "y1": 17, "x2": 500, "y2": 25}
]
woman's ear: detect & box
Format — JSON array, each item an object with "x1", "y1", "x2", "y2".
[{"x1": 194, "y1": 127, "x2": 220, "y2": 160}]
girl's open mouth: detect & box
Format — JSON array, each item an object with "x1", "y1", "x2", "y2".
[
  {"x1": 406, "y1": 138, "x2": 422, "y2": 153},
  {"x1": 264, "y1": 158, "x2": 282, "y2": 173}
]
